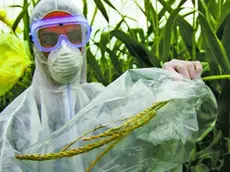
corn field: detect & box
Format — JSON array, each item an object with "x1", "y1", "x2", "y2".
[{"x1": 1, "y1": 0, "x2": 230, "y2": 171}]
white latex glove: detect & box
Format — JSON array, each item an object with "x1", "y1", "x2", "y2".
[{"x1": 162, "y1": 59, "x2": 203, "y2": 80}]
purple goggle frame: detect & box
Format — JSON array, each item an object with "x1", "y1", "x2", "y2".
[{"x1": 29, "y1": 15, "x2": 92, "y2": 52}]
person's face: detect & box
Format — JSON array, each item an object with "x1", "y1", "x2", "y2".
[{"x1": 38, "y1": 11, "x2": 83, "y2": 58}]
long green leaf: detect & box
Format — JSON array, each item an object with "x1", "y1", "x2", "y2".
[
  {"x1": 217, "y1": 80, "x2": 230, "y2": 138},
  {"x1": 8, "y1": 5, "x2": 22, "y2": 8},
  {"x1": 100, "y1": 32, "x2": 111, "y2": 59},
  {"x1": 114, "y1": 17, "x2": 125, "y2": 30},
  {"x1": 129, "y1": 28, "x2": 146, "y2": 44},
  {"x1": 87, "y1": 49, "x2": 105, "y2": 84},
  {"x1": 103, "y1": 0, "x2": 117, "y2": 11},
  {"x1": 106, "y1": 47, "x2": 122, "y2": 74},
  {"x1": 158, "y1": 0, "x2": 177, "y2": 23},
  {"x1": 23, "y1": 0, "x2": 29, "y2": 39},
  {"x1": 134, "y1": 0, "x2": 145, "y2": 16},
  {"x1": 158, "y1": 0, "x2": 194, "y2": 58},
  {"x1": 12, "y1": 2, "x2": 30, "y2": 32},
  {"x1": 83, "y1": 0, "x2": 88, "y2": 18},
  {"x1": 90, "y1": 7, "x2": 98, "y2": 26},
  {"x1": 217, "y1": 0, "x2": 230, "y2": 30},
  {"x1": 206, "y1": 0, "x2": 219, "y2": 21},
  {"x1": 22, "y1": 0, "x2": 34, "y2": 58},
  {"x1": 110, "y1": 30, "x2": 160, "y2": 67},
  {"x1": 160, "y1": 8, "x2": 182, "y2": 62},
  {"x1": 93, "y1": 0, "x2": 109, "y2": 23},
  {"x1": 198, "y1": 0, "x2": 217, "y2": 31},
  {"x1": 221, "y1": 14, "x2": 230, "y2": 58},
  {"x1": 199, "y1": 14, "x2": 230, "y2": 73},
  {"x1": 177, "y1": 0, "x2": 187, "y2": 7},
  {"x1": 31, "y1": 0, "x2": 36, "y2": 7},
  {"x1": 220, "y1": 154, "x2": 230, "y2": 171},
  {"x1": 195, "y1": 164, "x2": 210, "y2": 172},
  {"x1": 144, "y1": 0, "x2": 157, "y2": 33}
]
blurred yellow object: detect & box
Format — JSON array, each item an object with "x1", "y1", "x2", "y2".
[
  {"x1": 0, "y1": 9, "x2": 22, "y2": 33},
  {"x1": 0, "y1": 10, "x2": 7, "y2": 20},
  {"x1": 0, "y1": 33, "x2": 32, "y2": 96}
]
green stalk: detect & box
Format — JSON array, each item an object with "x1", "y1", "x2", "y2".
[
  {"x1": 192, "y1": 0, "x2": 197, "y2": 61},
  {"x1": 202, "y1": 75, "x2": 230, "y2": 81},
  {"x1": 90, "y1": 7, "x2": 98, "y2": 26},
  {"x1": 155, "y1": 0, "x2": 159, "y2": 58},
  {"x1": 23, "y1": 0, "x2": 34, "y2": 58}
]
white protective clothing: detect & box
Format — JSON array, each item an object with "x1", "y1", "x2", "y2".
[{"x1": 0, "y1": 0, "x2": 104, "y2": 171}]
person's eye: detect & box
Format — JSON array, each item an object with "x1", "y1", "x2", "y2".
[
  {"x1": 39, "y1": 33, "x2": 59, "y2": 47},
  {"x1": 67, "y1": 30, "x2": 82, "y2": 44}
]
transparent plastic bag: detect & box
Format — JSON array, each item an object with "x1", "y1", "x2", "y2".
[{"x1": 3, "y1": 68, "x2": 217, "y2": 172}]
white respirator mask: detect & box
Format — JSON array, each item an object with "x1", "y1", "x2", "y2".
[{"x1": 47, "y1": 43, "x2": 83, "y2": 84}]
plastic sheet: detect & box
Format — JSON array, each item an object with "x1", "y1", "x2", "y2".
[{"x1": 0, "y1": 68, "x2": 217, "y2": 172}]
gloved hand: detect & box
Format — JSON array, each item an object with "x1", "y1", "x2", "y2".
[{"x1": 162, "y1": 59, "x2": 203, "y2": 79}]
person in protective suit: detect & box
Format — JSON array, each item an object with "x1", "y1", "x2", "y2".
[{"x1": 0, "y1": 0, "x2": 204, "y2": 171}]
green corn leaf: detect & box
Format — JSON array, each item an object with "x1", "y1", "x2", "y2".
[
  {"x1": 177, "y1": 0, "x2": 187, "y2": 7},
  {"x1": 129, "y1": 28, "x2": 146, "y2": 44},
  {"x1": 114, "y1": 17, "x2": 125, "y2": 30},
  {"x1": 22, "y1": 0, "x2": 33, "y2": 58},
  {"x1": 207, "y1": 0, "x2": 219, "y2": 21},
  {"x1": 7, "y1": 5, "x2": 22, "y2": 8},
  {"x1": 100, "y1": 32, "x2": 111, "y2": 59},
  {"x1": 31, "y1": 0, "x2": 36, "y2": 7},
  {"x1": 198, "y1": 0, "x2": 217, "y2": 31},
  {"x1": 217, "y1": 0, "x2": 230, "y2": 30},
  {"x1": 158, "y1": 0, "x2": 194, "y2": 58},
  {"x1": 217, "y1": 80, "x2": 230, "y2": 138},
  {"x1": 144, "y1": 0, "x2": 157, "y2": 32},
  {"x1": 83, "y1": 0, "x2": 88, "y2": 18},
  {"x1": 160, "y1": 8, "x2": 182, "y2": 62},
  {"x1": 158, "y1": 0, "x2": 177, "y2": 22},
  {"x1": 110, "y1": 30, "x2": 161, "y2": 67},
  {"x1": 221, "y1": 14, "x2": 230, "y2": 58},
  {"x1": 195, "y1": 164, "x2": 210, "y2": 172},
  {"x1": 106, "y1": 47, "x2": 122, "y2": 74},
  {"x1": 93, "y1": 0, "x2": 109, "y2": 23},
  {"x1": 134, "y1": 0, "x2": 145, "y2": 15},
  {"x1": 199, "y1": 14, "x2": 230, "y2": 73},
  {"x1": 103, "y1": 0, "x2": 117, "y2": 11},
  {"x1": 12, "y1": 1, "x2": 30, "y2": 32},
  {"x1": 87, "y1": 49, "x2": 105, "y2": 84}
]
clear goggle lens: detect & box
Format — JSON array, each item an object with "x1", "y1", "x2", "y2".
[{"x1": 30, "y1": 16, "x2": 91, "y2": 52}]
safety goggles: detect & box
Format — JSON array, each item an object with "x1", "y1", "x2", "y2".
[{"x1": 30, "y1": 15, "x2": 91, "y2": 52}]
